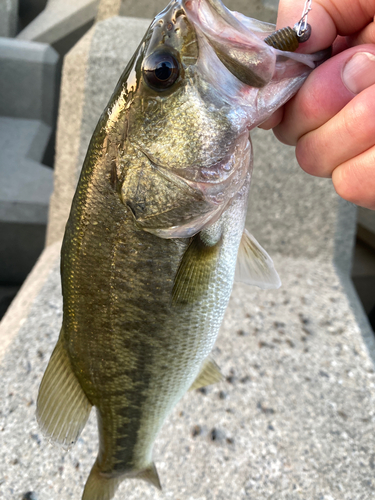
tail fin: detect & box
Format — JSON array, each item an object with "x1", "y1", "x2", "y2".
[
  {"x1": 82, "y1": 460, "x2": 122, "y2": 500},
  {"x1": 82, "y1": 460, "x2": 162, "y2": 499}
]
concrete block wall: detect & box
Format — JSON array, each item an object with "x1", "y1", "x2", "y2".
[
  {"x1": 0, "y1": 38, "x2": 58, "y2": 285},
  {"x1": 17, "y1": 0, "x2": 100, "y2": 57},
  {"x1": 0, "y1": 0, "x2": 19, "y2": 37},
  {"x1": 0, "y1": 37, "x2": 58, "y2": 125}
]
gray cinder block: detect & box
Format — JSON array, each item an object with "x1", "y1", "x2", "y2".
[
  {"x1": 117, "y1": 0, "x2": 276, "y2": 22},
  {"x1": 0, "y1": 39, "x2": 58, "y2": 284},
  {"x1": 0, "y1": 0, "x2": 18, "y2": 37},
  {"x1": 0, "y1": 117, "x2": 54, "y2": 283},
  {"x1": 17, "y1": 0, "x2": 100, "y2": 56},
  {"x1": 0, "y1": 117, "x2": 53, "y2": 225},
  {"x1": 0, "y1": 38, "x2": 59, "y2": 126}
]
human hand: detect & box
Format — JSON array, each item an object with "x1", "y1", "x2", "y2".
[{"x1": 260, "y1": 0, "x2": 375, "y2": 209}]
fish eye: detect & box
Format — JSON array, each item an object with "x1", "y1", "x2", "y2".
[{"x1": 143, "y1": 51, "x2": 180, "y2": 91}]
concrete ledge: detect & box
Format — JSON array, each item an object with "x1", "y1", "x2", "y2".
[
  {"x1": 0, "y1": 117, "x2": 53, "y2": 283},
  {"x1": 0, "y1": 0, "x2": 18, "y2": 37},
  {"x1": 248, "y1": 128, "x2": 357, "y2": 275},
  {"x1": 0, "y1": 38, "x2": 59, "y2": 126},
  {"x1": 0, "y1": 253, "x2": 374, "y2": 499},
  {"x1": 0, "y1": 38, "x2": 58, "y2": 286},
  {"x1": 0, "y1": 117, "x2": 53, "y2": 225},
  {"x1": 0, "y1": 241, "x2": 61, "y2": 362},
  {"x1": 117, "y1": 0, "x2": 277, "y2": 22},
  {"x1": 17, "y1": 0, "x2": 99, "y2": 48}
]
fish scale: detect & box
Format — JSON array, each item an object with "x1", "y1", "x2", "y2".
[{"x1": 62, "y1": 139, "x2": 240, "y2": 475}]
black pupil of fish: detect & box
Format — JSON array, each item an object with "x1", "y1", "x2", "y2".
[
  {"x1": 155, "y1": 61, "x2": 173, "y2": 81},
  {"x1": 143, "y1": 52, "x2": 179, "y2": 90}
]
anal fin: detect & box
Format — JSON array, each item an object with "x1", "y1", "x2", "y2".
[
  {"x1": 190, "y1": 356, "x2": 224, "y2": 391},
  {"x1": 36, "y1": 330, "x2": 92, "y2": 448}
]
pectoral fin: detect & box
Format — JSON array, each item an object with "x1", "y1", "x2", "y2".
[
  {"x1": 36, "y1": 330, "x2": 92, "y2": 448},
  {"x1": 190, "y1": 357, "x2": 224, "y2": 391},
  {"x1": 172, "y1": 232, "x2": 222, "y2": 305},
  {"x1": 235, "y1": 229, "x2": 281, "y2": 289}
]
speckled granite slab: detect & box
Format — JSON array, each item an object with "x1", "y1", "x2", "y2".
[{"x1": 1, "y1": 249, "x2": 374, "y2": 500}]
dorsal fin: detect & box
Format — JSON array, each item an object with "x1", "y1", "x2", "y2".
[
  {"x1": 36, "y1": 330, "x2": 92, "y2": 448},
  {"x1": 235, "y1": 229, "x2": 281, "y2": 289},
  {"x1": 172, "y1": 232, "x2": 222, "y2": 305},
  {"x1": 189, "y1": 356, "x2": 224, "y2": 391}
]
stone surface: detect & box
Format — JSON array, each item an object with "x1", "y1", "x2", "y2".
[
  {"x1": 0, "y1": 118, "x2": 53, "y2": 225},
  {"x1": 0, "y1": 246, "x2": 374, "y2": 499},
  {"x1": 0, "y1": 38, "x2": 57, "y2": 285},
  {"x1": 96, "y1": 0, "x2": 276, "y2": 23},
  {"x1": 248, "y1": 128, "x2": 357, "y2": 275},
  {"x1": 0, "y1": 117, "x2": 53, "y2": 283},
  {"x1": 0, "y1": 38, "x2": 59, "y2": 126},
  {"x1": 17, "y1": 0, "x2": 99, "y2": 48},
  {"x1": 96, "y1": 0, "x2": 121, "y2": 21},
  {"x1": 262, "y1": 0, "x2": 279, "y2": 11},
  {"x1": 0, "y1": 0, "x2": 18, "y2": 37}
]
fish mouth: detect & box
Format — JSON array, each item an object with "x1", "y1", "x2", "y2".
[{"x1": 182, "y1": 0, "x2": 330, "y2": 88}]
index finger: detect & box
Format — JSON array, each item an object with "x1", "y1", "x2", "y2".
[{"x1": 276, "y1": 0, "x2": 375, "y2": 52}]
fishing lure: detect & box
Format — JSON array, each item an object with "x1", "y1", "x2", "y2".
[{"x1": 264, "y1": 0, "x2": 312, "y2": 51}]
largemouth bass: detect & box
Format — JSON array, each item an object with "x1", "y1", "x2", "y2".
[{"x1": 36, "y1": 1, "x2": 329, "y2": 498}]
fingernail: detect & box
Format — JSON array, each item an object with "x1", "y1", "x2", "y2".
[{"x1": 342, "y1": 52, "x2": 375, "y2": 94}]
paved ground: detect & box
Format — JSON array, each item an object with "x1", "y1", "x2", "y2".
[{"x1": 1, "y1": 250, "x2": 374, "y2": 500}]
